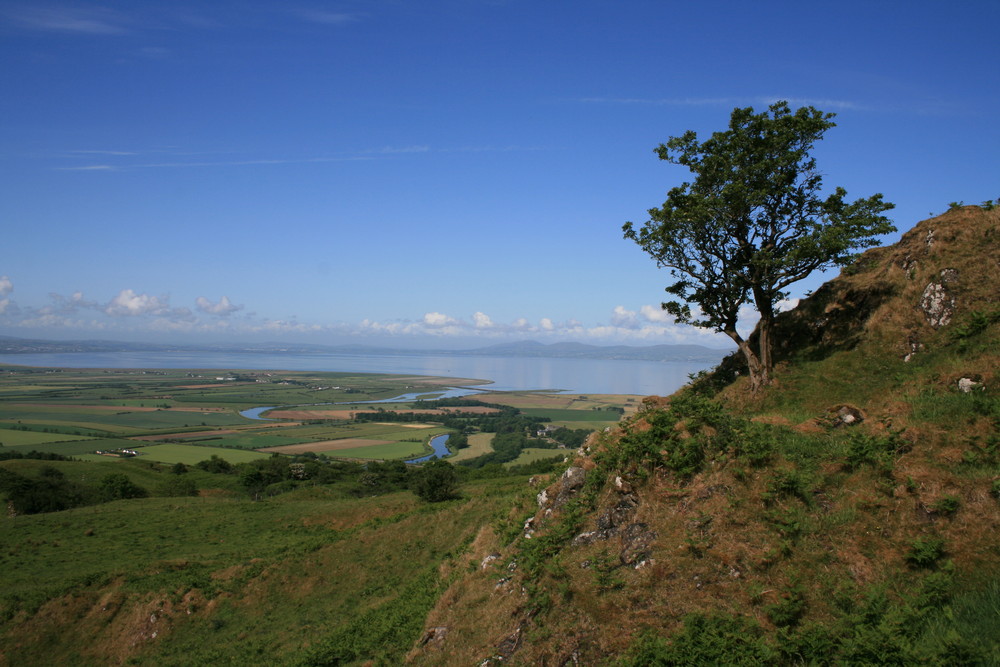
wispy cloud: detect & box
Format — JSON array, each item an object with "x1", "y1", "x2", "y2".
[
  {"x1": 578, "y1": 96, "x2": 740, "y2": 106},
  {"x1": 52, "y1": 143, "x2": 550, "y2": 172},
  {"x1": 442, "y1": 145, "x2": 550, "y2": 154},
  {"x1": 196, "y1": 296, "x2": 243, "y2": 316},
  {"x1": 294, "y1": 10, "x2": 359, "y2": 26},
  {"x1": 67, "y1": 150, "x2": 137, "y2": 156},
  {"x1": 3, "y1": 6, "x2": 129, "y2": 35},
  {"x1": 763, "y1": 97, "x2": 862, "y2": 111},
  {"x1": 365, "y1": 145, "x2": 431, "y2": 155},
  {"x1": 59, "y1": 165, "x2": 117, "y2": 171},
  {"x1": 579, "y1": 95, "x2": 863, "y2": 111},
  {"x1": 57, "y1": 155, "x2": 376, "y2": 171}
]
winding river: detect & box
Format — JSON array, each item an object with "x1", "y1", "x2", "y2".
[
  {"x1": 406, "y1": 434, "x2": 451, "y2": 464},
  {"x1": 238, "y1": 390, "x2": 465, "y2": 463}
]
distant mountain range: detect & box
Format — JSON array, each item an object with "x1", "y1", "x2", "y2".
[{"x1": 0, "y1": 336, "x2": 729, "y2": 363}]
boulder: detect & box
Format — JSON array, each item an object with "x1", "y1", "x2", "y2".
[
  {"x1": 920, "y1": 270, "x2": 958, "y2": 328},
  {"x1": 553, "y1": 466, "x2": 587, "y2": 507},
  {"x1": 619, "y1": 522, "x2": 657, "y2": 567},
  {"x1": 958, "y1": 377, "x2": 982, "y2": 393}
]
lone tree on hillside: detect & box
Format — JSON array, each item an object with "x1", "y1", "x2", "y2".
[
  {"x1": 623, "y1": 101, "x2": 895, "y2": 392},
  {"x1": 411, "y1": 459, "x2": 459, "y2": 502}
]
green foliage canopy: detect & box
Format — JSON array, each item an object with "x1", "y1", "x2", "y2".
[
  {"x1": 411, "y1": 459, "x2": 459, "y2": 502},
  {"x1": 624, "y1": 101, "x2": 895, "y2": 390}
]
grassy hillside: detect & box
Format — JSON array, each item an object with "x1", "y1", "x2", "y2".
[
  {"x1": 0, "y1": 474, "x2": 528, "y2": 665},
  {"x1": 2, "y1": 207, "x2": 995, "y2": 665},
  {"x1": 409, "y1": 206, "x2": 1000, "y2": 665}
]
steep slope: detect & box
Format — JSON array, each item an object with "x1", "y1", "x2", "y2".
[{"x1": 411, "y1": 206, "x2": 1000, "y2": 665}]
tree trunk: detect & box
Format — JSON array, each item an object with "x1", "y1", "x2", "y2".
[
  {"x1": 751, "y1": 288, "x2": 776, "y2": 392},
  {"x1": 726, "y1": 330, "x2": 767, "y2": 393},
  {"x1": 756, "y1": 313, "x2": 773, "y2": 390}
]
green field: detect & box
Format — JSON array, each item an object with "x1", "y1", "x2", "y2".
[
  {"x1": 449, "y1": 432, "x2": 495, "y2": 462},
  {"x1": 0, "y1": 370, "x2": 631, "y2": 464},
  {"x1": 201, "y1": 433, "x2": 307, "y2": 449},
  {"x1": 5, "y1": 438, "x2": 129, "y2": 456},
  {"x1": 132, "y1": 443, "x2": 271, "y2": 465},
  {"x1": 323, "y1": 440, "x2": 430, "y2": 460},
  {"x1": 505, "y1": 447, "x2": 569, "y2": 467},
  {"x1": 0, "y1": 428, "x2": 96, "y2": 447}
]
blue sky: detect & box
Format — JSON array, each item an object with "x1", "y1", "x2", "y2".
[{"x1": 2, "y1": 0, "x2": 998, "y2": 349}]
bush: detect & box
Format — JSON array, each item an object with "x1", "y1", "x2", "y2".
[
  {"x1": 906, "y1": 537, "x2": 946, "y2": 568},
  {"x1": 930, "y1": 495, "x2": 960, "y2": 516},
  {"x1": 733, "y1": 423, "x2": 776, "y2": 467},
  {"x1": 99, "y1": 472, "x2": 148, "y2": 501},
  {"x1": 410, "y1": 460, "x2": 459, "y2": 502},
  {"x1": 196, "y1": 455, "x2": 234, "y2": 474},
  {"x1": 763, "y1": 468, "x2": 812, "y2": 505},
  {"x1": 617, "y1": 614, "x2": 776, "y2": 665},
  {"x1": 158, "y1": 476, "x2": 198, "y2": 497},
  {"x1": 765, "y1": 585, "x2": 807, "y2": 627},
  {"x1": 845, "y1": 430, "x2": 907, "y2": 473},
  {"x1": 602, "y1": 395, "x2": 741, "y2": 477}
]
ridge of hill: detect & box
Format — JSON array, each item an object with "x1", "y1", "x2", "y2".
[{"x1": 408, "y1": 206, "x2": 1000, "y2": 665}]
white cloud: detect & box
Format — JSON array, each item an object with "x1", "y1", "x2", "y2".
[
  {"x1": 0, "y1": 275, "x2": 12, "y2": 314},
  {"x1": 472, "y1": 311, "x2": 494, "y2": 328},
  {"x1": 196, "y1": 295, "x2": 243, "y2": 316},
  {"x1": 611, "y1": 305, "x2": 638, "y2": 328},
  {"x1": 104, "y1": 289, "x2": 170, "y2": 317},
  {"x1": 423, "y1": 311, "x2": 460, "y2": 328},
  {"x1": 776, "y1": 298, "x2": 800, "y2": 313},
  {"x1": 1, "y1": 278, "x2": 747, "y2": 348},
  {"x1": 639, "y1": 304, "x2": 672, "y2": 323},
  {"x1": 46, "y1": 291, "x2": 97, "y2": 314}
]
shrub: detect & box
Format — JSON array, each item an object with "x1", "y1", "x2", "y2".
[
  {"x1": 763, "y1": 468, "x2": 811, "y2": 505},
  {"x1": 906, "y1": 537, "x2": 946, "y2": 568},
  {"x1": 949, "y1": 309, "x2": 1000, "y2": 341},
  {"x1": 410, "y1": 459, "x2": 459, "y2": 502},
  {"x1": 99, "y1": 472, "x2": 148, "y2": 501},
  {"x1": 603, "y1": 395, "x2": 742, "y2": 477},
  {"x1": 732, "y1": 423, "x2": 776, "y2": 467},
  {"x1": 930, "y1": 495, "x2": 960, "y2": 516},
  {"x1": 196, "y1": 455, "x2": 234, "y2": 474},
  {"x1": 617, "y1": 614, "x2": 776, "y2": 665},
  {"x1": 845, "y1": 430, "x2": 907, "y2": 473},
  {"x1": 766, "y1": 584, "x2": 807, "y2": 628},
  {"x1": 778, "y1": 622, "x2": 840, "y2": 664}
]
